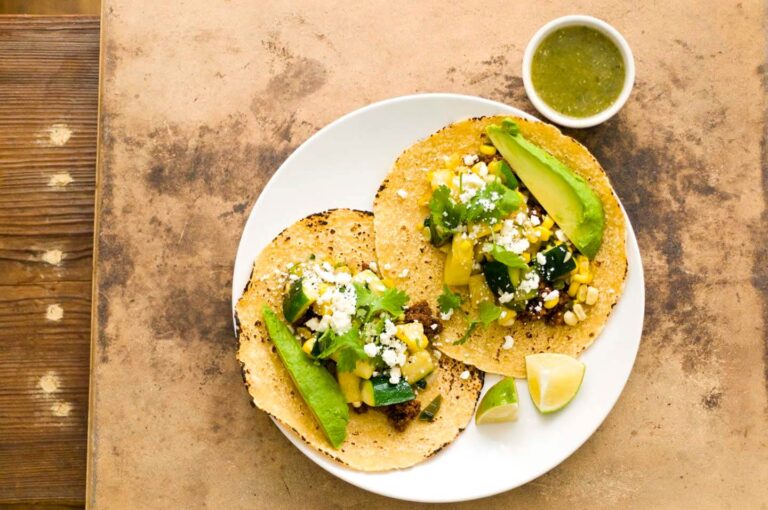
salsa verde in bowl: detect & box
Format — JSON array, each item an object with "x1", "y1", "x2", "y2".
[{"x1": 522, "y1": 15, "x2": 635, "y2": 128}]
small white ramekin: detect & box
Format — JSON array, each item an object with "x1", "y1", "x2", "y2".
[{"x1": 522, "y1": 15, "x2": 635, "y2": 129}]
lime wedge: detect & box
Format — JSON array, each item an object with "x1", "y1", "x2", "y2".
[
  {"x1": 475, "y1": 377, "x2": 519, "y2": 424},
  {"x1": 525, "y1": 353, "x2": 585, "y2": 413}
]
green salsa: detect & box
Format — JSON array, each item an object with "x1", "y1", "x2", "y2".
[{"x1": 531, "y1": 26, "x2": 625, "y2": 118}]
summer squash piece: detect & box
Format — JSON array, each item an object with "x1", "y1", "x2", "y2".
[{"x1": 262, "y1": 307, "x2": 349, "y2": 448}]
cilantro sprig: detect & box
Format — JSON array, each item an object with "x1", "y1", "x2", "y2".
[
  {"x1": 315, "y1": 327, "x2": 366, "y2": 372},
  {"x1": 353, "y1": 283, "x2": 409, "y2": 321},
  {"x1": 453, "y1": 302, "x2": 503, "y2": 346},
  {"x1": 437, "y1": 285, "x2": 462, "y2": 315}
]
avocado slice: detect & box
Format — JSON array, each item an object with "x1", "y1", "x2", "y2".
[
  {"x1": 262, "y1": 307, "x2": 349, "y2": 448},
  {"x1": 486, "y1": 119, "x2": 605, "y2": 259}
]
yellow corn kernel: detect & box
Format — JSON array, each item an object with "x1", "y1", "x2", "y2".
[
  {"x1": 430, "y1": 168, "x2": 454, "y2": 190},
  {"x1": 542, "y1": 215, "x2": 555, "y2": 230},
  {"x1": 567, "y1": 281, "x2": 580, "y2": 297},
  {"x1": 578, "y1": 259, "x2": 590, "y2": 275},
  {"x1": 585, "y1": 286, "x2": 599, "y2": 306},
  {"x1": 577, "y1": 284, "x2": 588, "y2": 302},
  {"x1": 445, "y1": 153, "x2": 461, "y2": 170},
  {"x1": 498, "y1": 309, "x2": 517, "y2": 326},
  {"x1": 381, "y1": 277, "x2": 396, "y2": 288},
  {"x1": 563, "y1": 311, "x2": 578, "y2": 326},
  {"x1": 526, "y1": 230, "x2": 540, "y2": 243},
  {"x1": 537, "y1": 227, "x2": 552, "y2": 242},
  {"x1": 521, "y1": 252, "x2": 531, "y2": 263},
  {"x1": 480, "y1": 144, "x2": 497, "y2": 156},
  {"x1": 572, "y1": 273, "x2": 589, "y2": 284},
  {"x1": 573, "y1": 303, "x2": 587, "y2": 321},
  {"x1": 544, "y1": 296, "x2": 560, "y2": 309},
  {"x1": 302, "y1": 337, "x2": 316, "y2": 356}
]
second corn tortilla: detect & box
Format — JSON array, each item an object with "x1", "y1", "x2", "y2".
[
  {"x1": 373, "y1": 116, "x2": 627, "y2": 378},
  {"x1": 235, "y1": 208, "x2": 483, "y2": 471}
]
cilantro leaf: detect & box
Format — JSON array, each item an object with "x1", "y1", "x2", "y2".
[
  {"x1": 452, "y1": 302, "x2": 502, "y2": 345},
  {"x1": 490, "y1": 245, "x2": 529, "y2": 270},
  {"x1": 477, "y1": 301, "x2": 503, "y2": 326},
  {"x1": 463, "y1": 182, "x2": 521, "y2": 224},
  {"x1": 354, "y1": 283, "x2": 409, "y2": 320},
  {"x1": 315, "y1": 327, "x2": 365, "y2": 372},
  {"x1": 437, "y1": 285, "x2": 462, "y2": 314},
  {"x1": 426, "y1": 185, "x2": 464, "y2": 246}
]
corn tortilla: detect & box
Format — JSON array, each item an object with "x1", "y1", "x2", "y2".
[
  {"x1": 236, "y1": 209, "x2": 483, "y2": 471},
  {"x1": 373, "y1": 117, "x2": 627, "y2": 377}
]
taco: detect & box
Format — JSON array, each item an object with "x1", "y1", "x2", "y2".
[
  {"x1": 373, "y1": 117, "x2": 627, "y2": 378},
  {"x1": 236, "y1": 209, "x2": 483, "y2": 471}
]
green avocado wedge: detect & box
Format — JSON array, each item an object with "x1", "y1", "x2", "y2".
[
  {"x1": 262, "y1": 307, "x2": 349, "y2": 448},
  {"x1": 486, "y1": 119, "x2": 605, "y2": 259}
]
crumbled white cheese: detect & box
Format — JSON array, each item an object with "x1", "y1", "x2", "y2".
[
  {"x1": 475, "y1": 162, "x2": 488, "y2": 177},
  {"x1": 463, "y1": 154, "x2": 479, "y2": 166},
  {"x1": 518, "y1": 271, "x2": 540, "y2": 294},
  {"x1": 363, "y1": 343, "x2": 379, "y2": 358},
  {"x1": 502, "y1": 335, "x2": 515, "y2": 350},
  {"x1": 368, "y1": 261, "x2": 378, "y2": 272},
  {"x1": 460, "y1": 370, "x2": 470, "y2": 380},
  {"x1": 440, "y1": 309, "x2": 454, "y2": 321},
  {"x1": 530, "y1": 215, "x2": 541, "y2": 226},
  {"x1": 381, "y1": 348, "x2": 398, "y2": 367},
  {"x1": 515, "y1": 212, "x2": 527, "y2": 225},
  {"x1": 396, "y1": 189, "x2": 408, "y2": 199},
  {"x1": 430, "y1": 323, "x2": 438, "y2": 330},
  {"x1": 543, "y1": 289, "x2": 559, "y2": 302},
  {"x1": 383, "y1": 263, "x2": 392, "y2": 270},
  {"x1": 399, "y1": 268, "x2": 409, "y2": 278},
  {"x1": 498, "y1": 292, "x2": 514, "y2": 304},
  {"x1": 389, "y1": 367, "x2": 402, "y2": 384},
  {"x1": 457, "y1": 173, "x2": 486, "y2": 203},
  {"x1": 536, "y1": 252, "x2": 547, "y2": 265},
  {"x1": 555, "y1": 229, "x2": 567, "y2": 242}
]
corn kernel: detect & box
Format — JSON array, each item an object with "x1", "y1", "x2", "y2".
[
  {"x1": 479, "y1": 144, "x2": 497, "y2": 156},
  {"x1": 538, "y1": 227, "x2": 552, "y2": 241},
  {"x1": 445, "y1": 153, "x2": 461, "y2": 170},
  {"x1": 544, "y1": 296, "x2": 559, "y2": 309},
  {"x1": 585, "y1": 286, "x2": 599, "y2": 306},
  {"x1": 572, "y1": 273, "x2": 589, "y2": 284},
  {"x1": 577, "y1": 284, "x2": 588, "y2": 302},
  {"x1": 567, "y1": 281, "x2": 580, "y2": 297},
  {"x1": 382, "y1": 277, "x2": 396, "y2": 288},
  {"x1": 542, "y1": 215, "x2": 555, "y2": 230},
  {"x1": 563, "y1": 311, "x2": 578, "y2": 326},
  {"x1": 521, "y1": 252, "x2": 531, "y2": 263},
  {"x1": 302, "y1": 338, "x2": 316, "y2": 355},
  {"x1": 578, "y1": 259, "x2": 590, "y2": 275},
  {"x1": 499, "y1": 309, "x2": 517, "y2": 326},
  {"x1": 573, "y1": 303, "x2": 587, "y2": 321}
]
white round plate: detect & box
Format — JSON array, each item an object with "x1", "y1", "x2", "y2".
[{"x1": 231, "y1": 93, "x2": 644, "y2": 503}]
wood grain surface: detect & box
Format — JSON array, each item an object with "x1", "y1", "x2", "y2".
[
  {"x1": 0, "y1": 16, "x2": 99, "y2": 506},
  {"x1": 90, "y1": 1, "x2": 768, "y2": 508}
]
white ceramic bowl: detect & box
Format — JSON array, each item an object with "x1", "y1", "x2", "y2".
[{"x1": 522, "y1": 15, "x2": 635, "y2": 128}]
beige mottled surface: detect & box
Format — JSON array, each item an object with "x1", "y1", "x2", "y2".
[{"x1": 90, "y1": 1, "x2": 768, "y2": 508}]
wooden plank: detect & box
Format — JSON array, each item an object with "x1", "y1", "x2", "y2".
[{"x1": 0, "y1": 16, "x2": 99, "y2": 506}]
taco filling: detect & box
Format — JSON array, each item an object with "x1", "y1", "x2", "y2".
[
  {"x1": 420, "y1": 119, "x2": 607, "y2": 340},
  {"x1": 278, "y1": 256, "x2": 442, "y2": 431}
]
